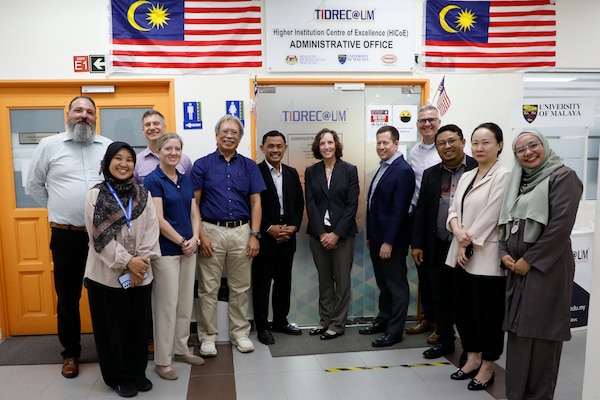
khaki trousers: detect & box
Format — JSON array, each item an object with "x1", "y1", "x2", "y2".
[
  {"x1": 152, "y1": 254, "x2": 196, "y2": 366},
  {"x1": 196, "y1": 222, "x2": 252, "y2": 341}
]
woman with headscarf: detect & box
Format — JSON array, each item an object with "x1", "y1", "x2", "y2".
[
  {"x1": 83, "y1": 141, "x2": 160, "y2": 398},
  {"x1": 499, "y1": 130, "x2": 582, "y2": 400}
]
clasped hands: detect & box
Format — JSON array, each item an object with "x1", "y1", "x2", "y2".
[
  {"x1": 501, "y1": 255, "x2": 531, "y2": 276},
  {"x1": 454, "y1": 228, "x2": 473, "y2": 268},
  {"x1": 125, "y1": 256, "x2": 150, "y2": 287},
  {"x1": 319, "y1": 231, "x2": 339, "y2": 250},
  {"x1": 268, "y1": 224, "x2": 296, "y2": 243}
]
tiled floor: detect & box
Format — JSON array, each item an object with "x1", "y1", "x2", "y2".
[{"x1": 0, "y1": 329, "x2": 586, "y2": 399}]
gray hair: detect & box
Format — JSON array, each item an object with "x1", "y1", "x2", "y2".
[{"x1": 214, "y1": 114, "x2": 244, "y2": 138}]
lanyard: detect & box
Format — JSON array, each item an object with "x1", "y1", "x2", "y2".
[{"x1": 106, "y1": 183, "x2": 133, "y2": 230}]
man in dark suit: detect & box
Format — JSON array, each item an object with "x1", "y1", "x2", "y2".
[
  {"x1": 252, "y1": 130, "x2": 305, "y2": 345},
  {"x1": 411, "y1": 124, "x2": 477, "y2": 359},
  {"x1": 361, "y1": 125, "x2": 415, "y2": 347}
]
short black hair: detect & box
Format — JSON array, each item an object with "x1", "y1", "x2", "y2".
[
  {"x1": 435, "y1": 124, "x2": 464, "y2": 141},
  {"x1": 262, "y1": 130, "x2": 286, "y2": 145}
]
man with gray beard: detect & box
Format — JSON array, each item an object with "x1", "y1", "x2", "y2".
[{"x1": 27, "y1": 96, "x2": 112, "y2": 379}]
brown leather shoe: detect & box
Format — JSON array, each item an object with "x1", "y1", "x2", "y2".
[
  {"x1": 405, "y1": 319, "x2": 435, "y2": 335},
  {"x1": 427, "y1": 331, "x2": 439, "y2": 344},
  {"x1": 147, "y1": 339, "x2": 154, "y2": 354},
  {"x1": 61, "y1": 357, "x2": 79, "y2": 378}
]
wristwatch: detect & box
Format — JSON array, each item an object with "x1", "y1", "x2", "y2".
[{"x1": 250, "y1": 231, "x2": 262, "y2": 239}]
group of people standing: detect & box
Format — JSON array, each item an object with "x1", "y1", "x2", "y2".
[
  {"x1": 383, "y1": 106, "x2": 582, "y2": 399},
  {"x1": 27, "y1": 96, "x2": 582, "y2": 400}
]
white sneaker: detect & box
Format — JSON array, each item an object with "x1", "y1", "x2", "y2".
[
  {"x1": 232, "y1": 336, "x2": 255, "y2": 353},
  {"x1": 199, "y1": 340, "x2": 217, "y2": 357}
]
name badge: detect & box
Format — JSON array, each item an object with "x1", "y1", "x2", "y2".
[{"x1": 124, "y1": 232, "x2": 136, "y2": 255}]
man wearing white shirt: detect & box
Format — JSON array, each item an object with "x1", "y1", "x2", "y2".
[
  {"x1": 27, "y1": 96, "x2": 112, "y2": 379},
  {"x1": 406, "y1": 105, "x2": 442, "y2": 340}
]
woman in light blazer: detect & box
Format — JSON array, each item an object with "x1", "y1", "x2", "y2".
[
  {"x1": 305, "y1": 128, "x2": 359, "y2": 340},
  {"x1": 445, "y1": 122, "x2": 510, "y2": 391}
]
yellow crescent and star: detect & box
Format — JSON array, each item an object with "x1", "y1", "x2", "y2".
[
  {"x1": 438, "y1": 4, "x2": 478, "y2": 33},
  {"x1": 126, "y1": 1, "x2": 171, "y2": 32}
]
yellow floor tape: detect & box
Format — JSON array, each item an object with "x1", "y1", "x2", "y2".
[{"x1": 325, "y1": 361, "x2": 451, "y2": 373}]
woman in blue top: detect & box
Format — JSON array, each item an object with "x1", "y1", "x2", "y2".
[{"x1": 144, "y1": 133, "x2": 203, "y2": 380}]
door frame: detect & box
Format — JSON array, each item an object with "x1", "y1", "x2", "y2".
[{"x1": 0, "y1": 79, "x2": 174, "y2": 338}]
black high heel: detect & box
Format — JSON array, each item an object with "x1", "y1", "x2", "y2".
[
  {"x1": 309, "y1": 327, "x2": 326, "y2": 336},
  {"x1": 468, "y1": 372, "x2": 495, "y2": 390},
  {"x1": 450, "y1": 364, "x2": 480, "y2": 380}
]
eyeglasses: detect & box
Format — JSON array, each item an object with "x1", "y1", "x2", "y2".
[
  {"x1": 417, "y1": 118, "x2": 439, "y2": 124},
  {"x1": 515, "y1": 141, "x2": 542, "y2": 156},
  {"x1": 436, "y1": 138, "x2": 461, "y2": 148},
  {"x1": 219, "y1": 129, "x2": 240, "y2": 136}
]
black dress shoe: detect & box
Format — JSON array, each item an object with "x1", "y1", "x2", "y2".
[
  {"x1": 468, "y1": 372, "x2": 495, "y2": 390},
  {"x1": 320, "y1": 331, "x2": 343, "y2": 340},
  {"x1": 309, "y1": 327, "x2": 327, "y2": 336},
  {"x1": 272, "y1": 323, "x2": 302, "y2": 335},
  {"x1": 258, "y1": 330, "x2": 275, "y2": 345},
  {"x1": 133, "y1": 377, "x2": 153, "y2": 392},
  {"x1": 450, "y1": 365, "x2": 481, "y2": 380},
  {"x1": 359, "y1": 319, "x2": 387, "y2": 335},
  {"x1": 423, "y1": 343, "x2": 455, "y2": 359},
  {"x1": 112, "y1": 382, "x2": 138, "y2": 398},
  {"x1": 372, "y1": 333, "x2": 402, "y2": 347}
]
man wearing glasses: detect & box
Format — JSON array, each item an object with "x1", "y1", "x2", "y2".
[
  {"x1": 191, "y1": 114, "x2": 266, "y2": 357},
  {"x1": 405, "y1": 105, "x2": 442, "y2": 341},
  {"x1": 411, "y1": 124, "x2": 477, "y2": 359}
]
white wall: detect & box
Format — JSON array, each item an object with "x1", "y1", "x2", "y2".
[{"x1": 2, "y1": 1, "x2": 600, "y2": 397}]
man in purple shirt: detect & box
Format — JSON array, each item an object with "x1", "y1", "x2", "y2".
[
  {"x1": 191, "y1": 114, "x2": 266, "y2": 357},
  {"x1": 134, "y1": 110, "x2": 192, "y2": 187}
]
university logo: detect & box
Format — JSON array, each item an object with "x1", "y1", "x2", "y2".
[
  {"x1": 338, "y1": 54, "x2": 347, "y2": 65},
  {"x1": 522, "y1": 105, "x2": 538, "y2": 123}
]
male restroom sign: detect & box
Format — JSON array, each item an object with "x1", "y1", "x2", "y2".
[{"x1": 183, "y1": 101, "x2": 202, "y2": 130}]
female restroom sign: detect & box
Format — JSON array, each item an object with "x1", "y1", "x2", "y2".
[
  {"x1": 183, "y1": 101, "x2": 202, "y2": 130},
  {"x1": 226, "y1": 100, "x2": 245, "y2": 125}
]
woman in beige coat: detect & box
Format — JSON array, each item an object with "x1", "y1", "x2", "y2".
[{"x1": 445, "y1": 122, "x2": 510, "y2": 391}]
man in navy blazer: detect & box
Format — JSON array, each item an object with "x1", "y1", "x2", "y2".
[
  {"x1": 411, "y1": 124, "x2": 477, "y2": 359},
  {"x1": 361, "y1": 125, "x2": 415, "y2": 347},
  {"x1": 252, "y1": 131, "x2": 305, "y2": 345}
]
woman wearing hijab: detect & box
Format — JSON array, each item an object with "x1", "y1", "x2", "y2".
[
  {"x1": 499, "y1": 130, "x2": 582, "y2": 400},
  {"x1": 84, "y1": 141, "x2": 160, "y2": 398},
  {"x1": 144, "y1": 133, "x2": 204, "y2": 380}
]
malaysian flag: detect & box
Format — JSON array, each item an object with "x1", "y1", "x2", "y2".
[
  {"x1": 422, "y1": 0, "x2": 556, "y2": 72},
  {"x1": 110, "y1": 0, "x2": 262, "y2": 74},
  {"x1": 435, "y1": 77, "x2": 451, "y2": 116}
]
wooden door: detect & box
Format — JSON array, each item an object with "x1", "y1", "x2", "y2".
[{"x1": 0, "y1": 80, "x2": 174, "y2": 336}]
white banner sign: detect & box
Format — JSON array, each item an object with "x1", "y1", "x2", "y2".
[
  {"x1": 265, "y1": 0, "x2": 415, "y2": 72},
  {"x1": 510, "y1": 97, "x2": 595, "y2": 128}
]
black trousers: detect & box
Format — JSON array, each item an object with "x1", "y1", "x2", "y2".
[
  {"x1": 454, "y1": 267, "x2": 506, "y2": 361},
  {"x1": 370, "y1": 244, "x2": 409, "y2": 335},
  {"x1": 428, "y1": 239, "x2": 457, "y2": 346},
  {"x1": 50, "y1": 228, "x2": 89, "y2": 359},
  {"x1": 86, "y1": 278, "x2": 151, "y2": 387},
  {"x1": 251, "y1": 249, "x2": 295, "y2": 332}
]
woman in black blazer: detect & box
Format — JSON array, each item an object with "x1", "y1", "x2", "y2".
[{"x1": 304, "y1": 128, "x2": 359, "y2": 340}]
